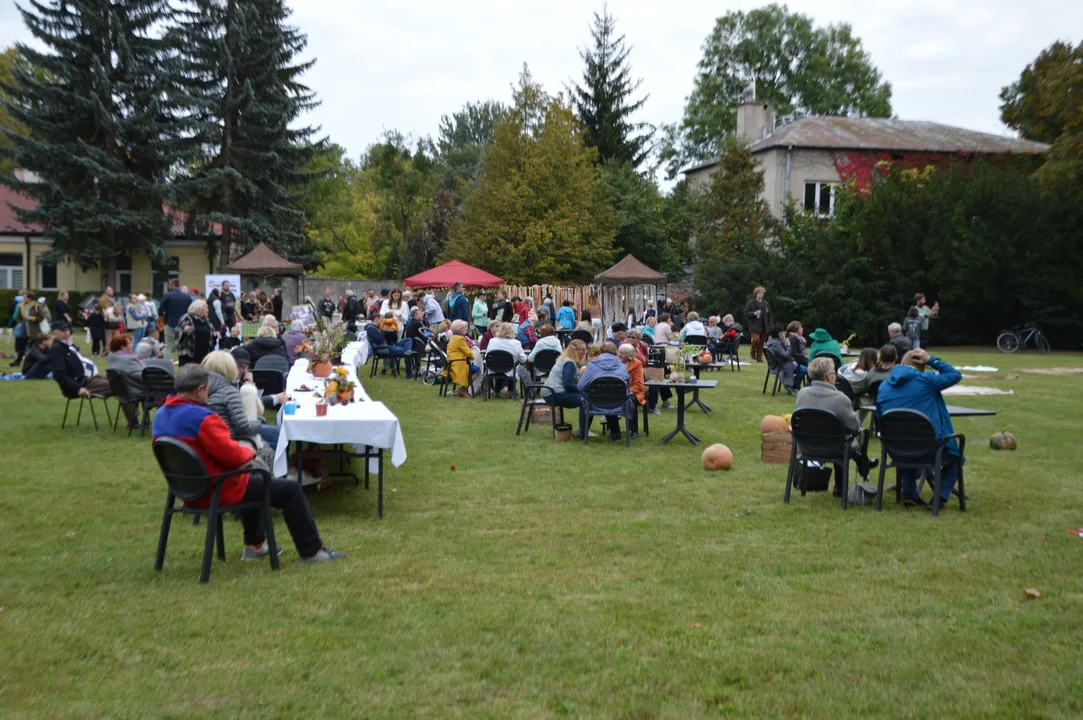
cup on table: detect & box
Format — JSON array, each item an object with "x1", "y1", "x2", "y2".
[
  {"x1": 316, "y1": 403, "x2": 328, "y2": 417},
  {"x1": 284, "y1": 403, "x2": 298, "y2": 415}
]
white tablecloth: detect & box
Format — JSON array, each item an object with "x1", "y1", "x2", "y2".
[
  {"x1": 273, "y1": 358, "x2": 407, "y2": 477},
  {"x1": 341, "y1": 339, "x2": 369, "y2": 369}
]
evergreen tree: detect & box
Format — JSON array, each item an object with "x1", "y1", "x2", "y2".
[
  {"x1": 1, "y1": 1, "x2": 182, "y2": 282},
  {"x1": 569, "y1": 7, "x2": 651, "y2": 169},
  {"x1": 173, "y1": 0, "x2": 324, "y2": 269},
  {"x1": 445, "y1": 68, "x2": 617, "y2": 284}
]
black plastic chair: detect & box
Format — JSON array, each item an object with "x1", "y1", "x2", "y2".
[
  {"x1": 684, "y1": 334, "x2": 709, "y2": 346},
  {"x1": 876, "y1": 409, "x2": 966, "y2": 517},
  {"x1": 58, "y1": 382, "x2": 112, "y2": 431},
  {"x1": 762, "y1": 346, "x2": 784, "y2": 395},
  {"x1": 812, "y1": 351, "x2": 841, "y2": 372},
  {"x1": 581, "y1": 376, "x2": 634, "y2": 447},
  {"x1": 647, "y1": 345, "x2": 667, "y2": 368},
  {"x1": 571, "y1": 329, "x2": 594, "y2": 345},
  {"x1": 530, "y1": 349, "x2": 561, "y2": 381},
  {"x1": 151, "y1": 437, "x2": 279, "y2": 583},
  {"x1": 835, "y1": 375, "x2": 857, "y2": 408},
  {"x1": 784, "y1": 408, "x2": 859, "y2": 509},
  {"x1": 140, "y1": 367, "x2": 175, "y2": 437},
  {"x1": 252, "y1": 369, "x2": 285, "y2": 396},
  {"x1": 724, "y1": 332, "x2": 743, "y2": 371},
  {"x1": 517, "y1": 383, "x2": 558, "y2": 437},
  {"x1": 105, "y1": 369, "x2": 140, "y2": 435},
  {"x1": 254, "y1": 354, "x2": 289, "y2": 375},
  {"x1": 439, "y1": 353, "x2": 474, "y2": 397},
  {"x1": 482, "y1": 350, "x2": 518, "y2": 400}
]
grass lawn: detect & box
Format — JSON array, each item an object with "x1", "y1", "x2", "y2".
[{"x1": 1, "y1": 336, "x2": 1082, "y2": 718}]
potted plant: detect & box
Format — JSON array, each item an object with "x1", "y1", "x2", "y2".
[{"x1": 325, "y1": 366, "x2": 356, "y2": 404}]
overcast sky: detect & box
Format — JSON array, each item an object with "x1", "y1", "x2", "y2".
[{"x1": 2, "y1": 0, "x2": 1079, "y2": 172}]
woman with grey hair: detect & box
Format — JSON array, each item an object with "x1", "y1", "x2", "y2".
[{"x1": 175, "y1": 298, "x2": 216, "y2": 366}]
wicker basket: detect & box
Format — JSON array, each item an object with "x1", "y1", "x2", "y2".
[
  {"x1": 554, "y1": 423, "x2": 573, "y2": 442},
  {"x1": 761, "y1": 432, "x2": 792, "y2": 463}
]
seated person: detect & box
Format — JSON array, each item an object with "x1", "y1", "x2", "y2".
[
  {"x1": 402, "y1": 307, "x2": 427, "y2": 378},
  {"x1": 543, "y1": 339, "x2": 587, "y2": 428},
  {"x1": 577, "y1": 341, "x2": 631, "y2": 441},
  {"x1": 652, "y1": 313, "x2": 674, "y2": 345},
  {"x1": 377, "y1": 311, "x2": 402, "y2": 371},
  {"x1": 786, "y1": 321, "x2": 808, "y2": 365},
  {"x1": 840, "y1": 347, "x2": 878, "y2": 384},
  {"x1": 486, "y1": 321, "x2": 527, "y2": 397},
  {"x1": 706, "y1": 316, "x2": 723, "y2": 350},
  {"x1": 618, "y1": 343, "x2": 645, "y2": 439},
  {"x1": 281, "y1": 320, "x2": 306, "y2": 364},
  {"x1": 152, "y1": 364, "x2": 344, "y2": 563},
  {"x1": 445, "y1": 319, "x2": 478, "y2": 398},
  {"x1": 21, "y1": 333, "x2": 52, "y2": 379},
  {"x1": 642, "y1": 316, "x2": 656, "y2": 341},
  {"x1": 49, "y1": 319, "x2": 117, "y2": 402},
  {"x1": 218, "y1": 324, "x2": 243, "y2": 351},
  {"x1": 244, "y1": 325, "x2": 290, "y2": 367},
  {"x1": 795, "y1": 356, "x2": 878, "y2": 496},
  {"x1": 678, "y1": 312, "x2": 707, "y2": 342},
  {"x1": 433, "y1": 319, "x2": 452, "y2": 352},
  {"x1": 605, "y1": 322, "x2": 627, "y2": 346},
  {"x1": 624, "y1": 329, "x2": 650, "y2": 365},
  {"x1": 202, "y1": 351, "x2": 277, "y2": 463},
  {"x1": 888, "y1": 322, "x2": 913, "y2": 356},
  {"x1": 764, "y1": 325, "x2": 806, "y2": 396},
  {"x1": 851, "y1": 344, "x2": 897, "y2": 398},
  {"x1": 517, "y1": 311, "x2": 539, "y2": 350},
  {"x1": 807, "y1": 327, "x2": 842, "y2": 364},
  {"x1": 229, "y1": 347, "x2": 288, "y2": 419},
  {"x1": 478, "y1": 319, "x2": 500, "y2": 351},
  {"x1": 136, "y1": 337, "x2": 175, "y2": 375},
  {"x1": 527, "y1": 324, "x2": 562, "y2": 363},
  {"x1": 876, "y1": 348, "x2": 963, "y2": 509},
  {"x1": 106, "y1": 334, "x2": 147, "y2": 424},
  {"x1": 720, "y1": 314, "x2": 742, "y2": 337}
]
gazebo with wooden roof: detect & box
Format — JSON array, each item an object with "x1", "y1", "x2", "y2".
[
  {"x1": 222, "y1": 241, "x2": 306, "y2": 298},
  {"x1": 594, "y1": 254, "x2": 667, "y2": 330}
]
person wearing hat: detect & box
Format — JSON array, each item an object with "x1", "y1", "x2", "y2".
[
  {"x1": 48, "y1": 319, "x2": 115, "y2": 402},
  {"x1": 807, "y1": 328, "x2": 842, "y2": 364},
  {"x1": 472, "y1": 290, "x2": 489, "y2": 338}
]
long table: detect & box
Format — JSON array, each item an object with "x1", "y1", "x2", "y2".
[
  {"x1": 859, "y1": 404, "x2": 997, "y2": 417},
  {"x1": 273, "y1": 359, "x2": 406, "y2": 517}
]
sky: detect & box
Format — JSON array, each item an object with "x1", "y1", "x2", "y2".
[{"x1": 2, "y1": 0, "x2": 1079, "y2": 172}]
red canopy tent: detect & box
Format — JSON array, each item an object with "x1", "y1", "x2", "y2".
[{"x1": 403, "y1": 261, "x2": 504, "y2": 289}]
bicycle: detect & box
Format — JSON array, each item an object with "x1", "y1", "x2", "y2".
[{"x1": 996, "y1": 322, "x2": 1050, "y2": 354}]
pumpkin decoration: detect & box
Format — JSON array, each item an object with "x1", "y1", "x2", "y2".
[
  {"x1": 989, "y1": 431, "x2": 1017, "y2": 451},
  {"x1": 325, "y1": 379, "x2": 339, "y2": 400},
  {"x1": 760, "y1": 415, "x2": 789, "y2": 435},
  {"x1": 698, "y1": 350, "x2": 713, "y2": 365},
  {"x1": 702, "y1": 443, "x2": 734, "y2": 471}
]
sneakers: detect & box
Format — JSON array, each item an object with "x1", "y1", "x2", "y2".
[
  {"x1": 661, "y1": 401, "x2": 677, "y2": 410},
  {"x1": 785, "y1": 386, "x2": 798, "y2": 397},
  {"x1": 648, "y1": 408, "x2": 661, "y2": 415},
  {"x1": 301, "y1": 547, "x2": 347, "y2": 564},
  {"x1": 240, "y1": 542, "x2": 283, "y2": 561},
  {"x1": 629, "y1": 431, "x2": 639, "y2": 439}
]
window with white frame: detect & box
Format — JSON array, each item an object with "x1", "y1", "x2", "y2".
[
  {"x1": 803, "y1": 181, "x2": 837, "y2": 217},
  {"x1": 0, "y1": 254, "x2": 23, "y2": 290}
]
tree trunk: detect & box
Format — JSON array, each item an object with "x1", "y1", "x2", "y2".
[
  {"x1": 217, "y1": 0, "x2": 237, "y2": 271},
  {"x1": 100, "y1": 0, "x2": 117, "y2": 292}
]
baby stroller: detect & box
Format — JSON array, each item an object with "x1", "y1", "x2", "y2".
[{"x1": 418, "y1": 330, "x2": 446, "y2": 386}]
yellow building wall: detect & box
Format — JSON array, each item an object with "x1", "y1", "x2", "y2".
[{"x1": 19, "y1": 241, "x2": 212, "y2": 294}]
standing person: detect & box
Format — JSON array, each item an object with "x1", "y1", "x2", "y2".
[
  {"x1": 102, "y1": 298, "x2": 122, "y2": 352},
  {"x1": 342, "y1": 289, "x2": 360, "y2": 332},
  {"x1": 272, "y1": 288, "x2": 283, "y2": 322},
  {"x1": 6, "y1": 289, "x2": 25, "y2": 340},
  {"x1": 54, "y1": 290, "x2": 72, "y2": 326},
  {"x1": 318, "y1": 289, "x2": 335, "y2": 321},
  {"x1": 903, "y1": 307, "x2": 924, "y2": 350},
  {"x1": 540, "y1": 294, "x2": 557, "y2": 327},
  {"x1": 446, "y1": 282, "x2": 470, "y2": 324},
  {"x1": 744, "y1": 286, "x2": 772, "y2": 362},
  {"x1": 402, "y1": 307, "x2": 426, "y2": 378},
  {"x1": 175, "y1": 299, "x2": 217, "y2": 367},
  {"x1": 12, "y1": 295, "x2": 44, "y2": 366},
  {"x1": 876, "y1": 348, "x2": 962, "y2": 509},
  {"x1": 556, "y1": 299, "x2": 576, "y2": 331},
  {"x1": 125, "y1": 293, "x2": 148, "y2": 346},
  {"x1": 218, "y1": 280, "x2": 237, "y2": 331},
  {"x1": 240, "y1": 292, "x2": 258, "y2": 322},
  {"x1": 158, "y1": 279, "x2": 191, "y2": 361},
  {"x1": 387, "y1": 288, "x2": 411, "y2": 338},
  {"x1": 472, "y1": 290, "x2": 489, "y2": 338},
  {"x1": 586, "y1": 293, "x2": 603, "y2": 343},
  {"x1": 914, "y1": 293, "x2": 939, "y2": 347},
  {"x1": 488, "y1": 289, "x2": 509, "y2": 323},
  {"x1": 86, "y1": 303, "x2": 106, "y2": 356},
  {"x1": 422, "y1": 291, "x2": 445, "y2": 330}
]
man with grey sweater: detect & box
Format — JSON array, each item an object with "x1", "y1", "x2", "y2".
[{"x1": 795, "y1": 356, "x2": 877, "y2": 494}]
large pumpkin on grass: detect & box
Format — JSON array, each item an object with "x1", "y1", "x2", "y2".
[
  {"x1": 760, "y1": 415, "x2": 789, "y2": 435},
  {"x1": 702, "y1": 444, "x2": 734, "y2": 471},
  {"x1": 989, "y1": 431, "x2": 1017, "y2": 451}
]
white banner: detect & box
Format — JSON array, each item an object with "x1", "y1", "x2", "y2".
[{"x1": 204, "y1": 274, "x2": 241, "y2": 297}]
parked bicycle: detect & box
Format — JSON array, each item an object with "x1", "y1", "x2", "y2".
[{"x1": 996, "y1": 322, "x2": 1050, "y2": 354}]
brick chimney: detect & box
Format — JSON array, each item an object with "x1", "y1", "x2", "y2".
[{"x1": 736, "y1": 102, "x2": 774, "y2": 144}]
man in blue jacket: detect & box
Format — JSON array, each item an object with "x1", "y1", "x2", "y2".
[
  {"x1": 876, "y1": 348, "x2": 963, "y2": 508},
  {"x1": 158, "y1": 279, "x2": 192, "y2": 361},
  {"x1": 577, "y1": 342, "x2": 631, "y2": 441},
  {"x1": 446, "y1": 282, "x2": 471, "y2": 324}
]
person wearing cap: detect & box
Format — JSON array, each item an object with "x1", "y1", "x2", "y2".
[
  {"x1": 472, "y1": 290, "x2": 489, "y2": 338},
  {"x1": 48, "y1": 319, "x2": 114, "y2": 402}
]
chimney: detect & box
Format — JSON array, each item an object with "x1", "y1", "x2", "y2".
[{"x1": 736, "y1": 102, "x2": 774, "y2": 144}]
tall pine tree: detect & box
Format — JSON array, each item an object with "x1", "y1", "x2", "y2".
[
  {"x1": 569, "y1": 7, "x2": 652, "y2": 169},
  {"x1": 1, "y1": 1, "x2": 182, "y2": 283},
  {"x1": 173, "y1": 0, "x2": 324, "y2": 269}
]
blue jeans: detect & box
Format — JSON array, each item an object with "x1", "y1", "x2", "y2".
[
  {"x1": 131, "y1": 327, "x2": 145, "y2": 346},
  {"x1": 259, "y1": 423, "x2": 280, "y2": 449},
  {"x1": 898, "y1": 458, "x2": 959, "y2": 501},
  {"x1": 23, "y1": 362, "x2": 50, "y2": 379},
  {"x1": 793, "y1": 363, "x2": 807, "y2": 387}
]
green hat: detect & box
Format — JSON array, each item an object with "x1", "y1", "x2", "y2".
[{"x1": 808, "y1": 328, "x2": 833, "y2": 341}]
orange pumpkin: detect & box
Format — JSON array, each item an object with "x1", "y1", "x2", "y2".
[
  {"x1": 698, "y1": 351, "x2": 713, "y2": 364},
  {"x1": 702, "y1": 443, "x2": 734, "y2": 471},
  {"x1": 760, "y1": 415, "x2": 789, "y2": 435}
]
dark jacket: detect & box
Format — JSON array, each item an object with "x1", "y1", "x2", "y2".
[
  {"x1": 889, "y1": 334, "x2": 913, "y2": 356},
  {"x1": 219, "y1": 292, "x2": 237, "y2": 326},
  {"x1": 159, "y1": 289, "x2": 191, "y2": 328},
  {"x1": 743, "y1": 297, "x2": 772, "y2": 334},
  {"x1": 272, "y1": 295, "x2": 283, "y2": 321},
  {"x1": 244, "y1": 336, "x2": 289, "y2": 366},
  {"x1": 343, "y1": 296, "x2": 360, "y2": 326},
  {"x1": 49, "y1": 341, "x2": 88, "y2": 397},
  {"x1": 22, "y1": 343, "x2": 50, "y2": 375},
  {"x1": 318, "y1": 297, "x2": 335, "y2": 318},
  {"x1": 448, "y1": 293, "x2": 470, "y2": 323},
  {"x1": 87, "y1": 310, "x2": 105, "y2": 339}
]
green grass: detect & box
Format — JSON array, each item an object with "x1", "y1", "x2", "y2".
[{"x1": 1, "y1": 337, "x2": 1082, "y2": 718}]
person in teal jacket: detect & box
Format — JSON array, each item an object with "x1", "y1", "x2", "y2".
[
  {"x1": 875, "y1": 349, "x2": 963, "y2": 508},
  {"x1": 807, "y1": 328, "x2": 841, "y2": 363},
  {"x1": 556, "y1": 299, "x2": 577, "y2": 330},
  {"x1": 471, "y1": 291, "x2": 489, "y2": 337}
]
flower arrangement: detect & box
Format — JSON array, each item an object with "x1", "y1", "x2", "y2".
[
  {"x1": 299, "y1": 324, "x2": 349, "y2": 366},
  {"x1": 323, "y1": 366, "x2": 356, "y2": 404}
]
